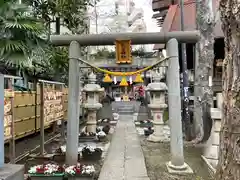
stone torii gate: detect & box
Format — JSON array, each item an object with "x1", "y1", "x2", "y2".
[{"x1": 50, "y1": 31, "x2": 200, "y2": 173}]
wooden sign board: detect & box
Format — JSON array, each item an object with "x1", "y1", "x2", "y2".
[{"x1": 115, "y1": 40, "x2": 132, "y2": 64}]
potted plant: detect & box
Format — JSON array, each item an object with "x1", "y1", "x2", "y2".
[
  {"x1": 28, "y1": 163, "x2": 64, "y2": 180},
  {"x1": 81, "y1": 146, "x2": 103, "y2": 160},
  {"x1": 79, "y1": 132, "x2": 97, "y2": 142},
  {"x1": 140, "y1": 120, "x2": 153, "y2": 128},
  {"x1": 53, "y1": 146, "x2": 81, "y2": 162},
  {"x1": 96, "y1": 131, "x2": 107, "y2": 142},
  {"x1": 102, "y1": 125, "x2": 110, "y2": 134},
  {"x1": 97, "y1": 118, "x2": 110, "y2": 126},
  {"x1": 65, "y1": 163, "x2": 95, "y2": 180},
  {"x1": 144, "y1": 127, "x2": 154, "y2": 136}
]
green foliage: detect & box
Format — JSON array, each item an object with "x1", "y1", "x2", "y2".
[
  {"x1": 93, "y1": 47, "x2": 148, "y2": 59},
  {"x1": 93, "y1": 48, "x2": 116, "y2": 59},
  {"x1": 0, "y1": 0, "x2": 47, "y2": 69},
  {"x1": 24, "y1": 0, "x2": 93, "y2": 34},
  {"x1": 1, "y1": 0, "x2": 93, "y2": 82},
  {"x1": 24, "y1": 0, "x2": 91, "y2": 80},
  {"x1": 132, "y1": 47, "x2": 146, "y2": 57},
  {"x1": 163, "y1": 110, "x2": 169, "y2": 122}
]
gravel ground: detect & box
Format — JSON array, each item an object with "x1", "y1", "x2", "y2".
[
  {"x1": 4, "y1": 127, "x2": 58, "y2": 163},
  {"x1": 141, "y1": 138, "x2": 213, "y2": 180}
]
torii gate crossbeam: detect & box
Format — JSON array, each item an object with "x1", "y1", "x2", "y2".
[{"x1": 50, "y1": 31, "x2": 200, "y2": 46}]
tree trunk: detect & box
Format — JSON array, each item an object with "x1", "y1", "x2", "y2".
[
  {"x1": 194, "y1": 0, "x2": 215, "y2": 142},
  {"x1": 215, "y1": 0, "x2": 240, "y2": 179}
]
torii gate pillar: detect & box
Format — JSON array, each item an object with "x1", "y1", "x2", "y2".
[{"x1": 66, "y1": 41, "x2": 81, "y2": 164}]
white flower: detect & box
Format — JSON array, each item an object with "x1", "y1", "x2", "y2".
[
  {"x1": 44, "y1": 164, "x2": 59, "y2": 174},
  {"x1": 96, "y1": 127, "x2": 102, "y2": 131},
  {"x1": 84, "y1": 145, "x2": 95, "y2": 152},
  {"x1": 28, "y1": 165, "x2": 39, "y2": 174},
  {"x1": 82, "y1": 165, "x2": 95, "y2": 175},
  {"x1": 96, "y1": 131, "x2": 106, "y2": 137},
  {"x1": 103, "y1": 119, "x2": 108, "y2": 122},
  {"x1": 60, "y1": 146, "x2": 66, "y2": 153},
  {"x1": 65, "y1": 166, "x2": 76, "y2": 175},
  {"x1": 28, "y1": 164, "x2": 60, "y2": 175}
]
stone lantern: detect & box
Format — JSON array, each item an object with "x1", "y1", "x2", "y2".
[
  {"x1": 146, "y1": 71, "x2": 168, "y2": 142},
  {"x1": 83, "y1": 72, "x2": 104, "y2": 133}
]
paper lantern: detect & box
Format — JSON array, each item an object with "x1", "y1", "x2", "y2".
[
  {"x1": 103, "y1": 74, "x2": 112, "y2": 83},
  {"x1": 119, "y1": 77, "x2": 128, "y2": 86},
  {"x1": 134, "y1": 74, "x2": 144, "y2": 83}
]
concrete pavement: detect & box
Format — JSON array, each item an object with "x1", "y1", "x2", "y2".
[{"x1": 98, "y1": 114, "x2": 150, "y2": 180}]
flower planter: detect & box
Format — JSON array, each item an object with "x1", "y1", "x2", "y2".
[
  {"x1": 144, "y1": 129, "x2": 154, "y2": 136},
  {"x1": 67, "y1": 174, "x2": 94, "y2": 180},
  {"x1": 65, "y1": 164, "x2": 95, "y2": 180},
  {"x1": 97, "y1": 122, "x2": 111, "y2": 127},
  {"x1": 28, "y1": 164, "x2": 64, "y2": 180},
  {"x1": 97, "y1": 136, "x2": 107, "y2": 142},
  {"x1": 29, "y1": 173, "x2": 64, "y2": 180},
  {"x1": 78, "y1": 136, "x2": 96, "y2": 142},
  {"x1": 139, "y1": 122, "x2": 153, "y2": 128},
  {"x1": 53, "y1": 154, "x2": 81, "y2": 162},
  {"x1": 82, "y1": 150, "x2": 102, "y2": 161}
]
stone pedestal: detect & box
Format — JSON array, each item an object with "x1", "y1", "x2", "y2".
[
  {"x1": 202, "y1": 93, "x2": 222, "y2": 173},
  {"x1": 84, "y1": 104, "x2": 102, "y2": 133},
  {"x1": 0, "y1": 164, "x2": 24, "y2": 180},
  {"x1": 148, "y1": 104, "x2": 169, "y2": 142},
  {"x1": 202, "y1": 108, "x2": 221, "y2": 170}
]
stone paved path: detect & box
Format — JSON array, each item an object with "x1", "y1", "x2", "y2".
[{"x1": 98, "y1": 114, "x2": 150, "y2": 180}]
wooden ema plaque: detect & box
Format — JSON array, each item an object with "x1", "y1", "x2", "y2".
[
  {"x1": 4, "y1": 89, "x2": 14, "y2": 140},
  {"x1": 44, "y1": 89, "x2": 64, "y2": 125}
]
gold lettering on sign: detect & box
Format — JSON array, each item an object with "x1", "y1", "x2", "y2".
[{"x1": 121, "y1": 43, "x2": 126, "y2": 58}]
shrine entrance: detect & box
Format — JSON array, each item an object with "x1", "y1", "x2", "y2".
[{"x1": 50, "y1": 31, "x2": 200, "y2": 171}]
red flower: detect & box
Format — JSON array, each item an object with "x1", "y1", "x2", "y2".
[
  {"x1": 58, "y1": 166, "x2": 64, "y2": 172},
  {"x1": 76, "y1": 168, "x2": 81, "y2": 174},
  {"x1": 36, "y1": 167, "x2": 44, "y2": 174}
]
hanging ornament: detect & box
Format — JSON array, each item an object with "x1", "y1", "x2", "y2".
[
  {"x1": 113, "y1": 76, "x2": 117, "y2": 84},
  {"x1": 134, "y1": 73, "x2": 144, "y2": 83},
  {"x1": 103, "y1": 74, "x2": 112, "y2": 83},
  {"x1": 119, "y1": 76, "x2": 128, "y2": 86},
  {"x1": 129, "y1": 76, "x2": 133, "y2": 84}
]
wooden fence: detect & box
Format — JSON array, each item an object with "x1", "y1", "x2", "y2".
[{"x1": 4, "y1": 85, "x2": 69, "y2": 142}]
